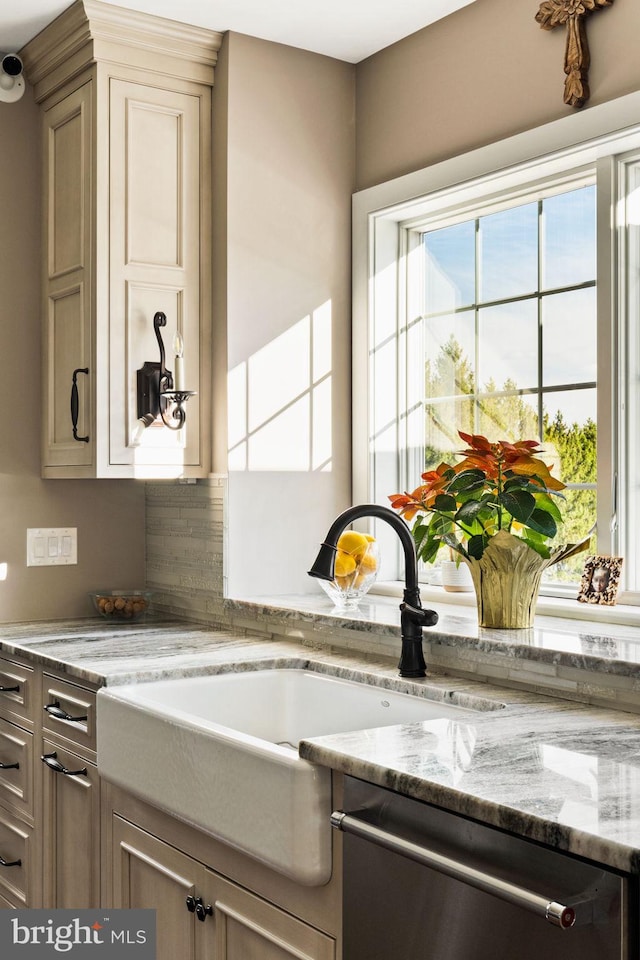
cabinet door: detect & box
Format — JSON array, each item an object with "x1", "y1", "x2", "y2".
[
  {"x1": 41, "y1": 739, "x2": 100, "y2": 908},
  {"x1": 205, "y1": 869, "x2": 336, "y2": 960},
  {"x1": 42, "y1": 81, "x2": 94, "y2": 472},
  {"x1": 108, "y1": 78, "x2": 206, "y2": 472},
  {"x1": 111, "y1": 816, "x2": 213, "y2": 960}
]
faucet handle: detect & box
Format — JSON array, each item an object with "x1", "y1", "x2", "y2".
[{"x1": 400, "y1": 602, "x2": 438, "y2": 627}]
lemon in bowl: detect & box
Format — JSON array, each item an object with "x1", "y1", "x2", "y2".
[{"x1": 318, "y1": 532, "x2": 380, "y2": 609}]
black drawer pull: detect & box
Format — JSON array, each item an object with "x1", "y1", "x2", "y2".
[
  {"x1": 44, "y1": 701, "x2": 87, "y2": 723},
  {"x1": 0, "y1": 684, "x2": 19, "y2": 693},
  {"x1": 41, "y1": 752, "x2": 87, "y2": 777},
  {"x1": 0, "y1": 761, "x2": 19, "y2": 770},
  {"x1": 186, "y1": 895, "x2": 197, "y2": 913},
  {"x1": 0, "y1": 855, "x2": 21, "y2": 867}
]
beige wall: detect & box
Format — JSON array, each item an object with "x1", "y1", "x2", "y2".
[
  {"x1": 213, "y1": 33, "x2": 356, "y2": 597},
  {"x1": 355, "y1": 0, "x2": 640, "y2": 190},
  {"x1": 0, "y1": 90, "x2": 145, "y2": 624}
]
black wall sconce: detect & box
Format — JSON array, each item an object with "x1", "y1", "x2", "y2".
[{"x1": 136, "y1": 311, "x2": 196, "y2": 433}]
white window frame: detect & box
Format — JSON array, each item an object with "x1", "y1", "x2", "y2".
[{"x1": 352, "y1": 90, "x2": 640, "y2": 608}]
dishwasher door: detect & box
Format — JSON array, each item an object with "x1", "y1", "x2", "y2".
[{"x1": 339, "y1": 777, "x2": 635, "y2": 960}]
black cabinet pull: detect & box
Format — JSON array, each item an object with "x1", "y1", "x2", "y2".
[
  {"x1": 0, "y1": 855, "x2": 21, "y2": 867},
  {"x1": 0, "y1": 684, "x2": 19, "y2": 693},
  {"x1": 185, "y1": 896, "x2": 213, "y2": 921},
  {"x1": 0, "y1": 761, "x2": 19, "y2": 770},
  {"x1": 71, "y1": 367, "x2": 90, "y2": 443},
  {"x1": 44, "y1": 701, "x2": 87, "y2": 723},
  {"x1": 41, "y1": 752, "x2": 87, "y2": 777},
  {"x1": 195, "y1": 901, "x2": 213, "y2": 922}
]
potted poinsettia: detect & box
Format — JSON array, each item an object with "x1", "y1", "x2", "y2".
[{"x1": 389, "y1": 431, "x2": 590, "y2": 627}]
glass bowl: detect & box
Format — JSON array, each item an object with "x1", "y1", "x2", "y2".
[
  {"x1": 317, "y1": 535, "x2": 380, "y2": 609},
  {"x1": 89, "y1": 590, "x2": 153, "y2": 621}
]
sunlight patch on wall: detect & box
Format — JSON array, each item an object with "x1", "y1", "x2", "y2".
[
  {"x1": 228, "y1": 302, "x2": 332, "y2": 471},
  {"x1": 0, "y1": 563, "x2": 7, "y2": 581}
]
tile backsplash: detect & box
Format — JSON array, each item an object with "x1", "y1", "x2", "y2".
[{"x1": 145, "y1": 478, "x2": 227, "y2": 624}]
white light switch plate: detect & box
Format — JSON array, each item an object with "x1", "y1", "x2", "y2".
[{"x1": 27, "y1": 528, "x2": 77, "y2": 566}]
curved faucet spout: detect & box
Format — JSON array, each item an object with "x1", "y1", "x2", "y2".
[{"x1": 308, "y1": 504, "x2": 438, "y2": 678}]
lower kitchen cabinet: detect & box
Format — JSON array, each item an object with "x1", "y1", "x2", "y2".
[
  {"x1": 41, "y1": 737, "x2": 100, "y2": 908},
  {"x1": 110, "y1": 813, "x2": 337, "y2": 960}
]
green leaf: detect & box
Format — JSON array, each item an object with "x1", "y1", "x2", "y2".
[
  {"x1": 447, "y1": 469, "x2": 486, "y2": 494},
  {"x1": 533, "y1": 491, "x2": 563, "y2": 523},
  {"x1": 455, "y1": 500, "x2": 488, "y2": 524},
  {"x1": 498, "y1": 489, "x2": 535, "y2": 525},
  {"x1": 467, "y1": 534, "x2": 486, "y2": 559},
  {"x1": 412, "y1": 523, "x2": 431, "y2": 556},
  {"x1": 503, "y1": 476, "x2": 530, "y2": 491},
  {"x1": 526, "y1": 507, "x2": 557, "y2": 538},
  {"x1": 433, "y1": 493, "x2": 457, "y2": 513},
  {"x1": 429, "y1": 513, "x2": 453, "y2": 537},
  {"x1": 417, "y1": 537, "x2": 440, "y2": 564}
]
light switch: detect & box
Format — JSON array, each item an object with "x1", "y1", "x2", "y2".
[{"x1": 27, "y1": 528, "x2": 77, "y2": 566}]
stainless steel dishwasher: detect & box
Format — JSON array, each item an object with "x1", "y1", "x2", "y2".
[{"x1": 333, "y1": 777, "x2": 637, "y2": 960}]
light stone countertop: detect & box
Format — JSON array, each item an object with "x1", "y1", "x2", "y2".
[{"x1": 4, "y1": 608, "x2": 640, "y2": 874}]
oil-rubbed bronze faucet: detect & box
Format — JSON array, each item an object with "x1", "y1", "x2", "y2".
[{"x1": 308, "y1": 504, "x2": 438, "y2": 678}]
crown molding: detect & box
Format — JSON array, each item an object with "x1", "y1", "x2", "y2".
[{"x1": 21, "y1": 0, "x2": 223, "y2": 101}]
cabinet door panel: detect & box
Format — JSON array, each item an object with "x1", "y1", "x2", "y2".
[
  {"x1": 109, "y1": 78, "x2": 203, "y2": 468},
  {"x1": 41, "y1": 738, "x2": 100, "y2": 908},
  {"x1": 207, "y1": 870, "x2": 335, "y2": 960},
  {"x1": 42, "y1": 82, "x2": 93, "y2": 470},
  {"x1": 111, "y1": 816, "x2": 212, "y2": 960}
]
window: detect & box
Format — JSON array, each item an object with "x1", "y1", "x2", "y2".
[
  {"x1": 419, "y1": 183, "x2": 597, "y2": 583},
  {"x1": 353, "y1": 95, "x2": 640, "y2": 603}
]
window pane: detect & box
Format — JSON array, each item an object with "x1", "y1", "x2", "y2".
[
  {"x1": 542, "y1": 185, "x2": 596, "y2": 289},
  {"x1": 542, "y1": 288, "x2": 596, "y2": 387},
  {"x1": 543, "y1": 388, "x2": 597, "y2": 485},
  {"x1": 479, "y1": 203, "x2": 538, "y2": 302},
  {"x1": 478, "y1": 300, "x2": 538, "y2": 391},
  {"x1": 424, "y1": 397, "x2": 474, "y2": 469},
  {"x1": 477, "y1": 392, "x2": 538, "y2": 442},
  {"x1": 425, "y1": 312, "x2": 475, "y2": 399},
  {"x1": 424, "y1": 221, "x2": 475, "y2": 314}
]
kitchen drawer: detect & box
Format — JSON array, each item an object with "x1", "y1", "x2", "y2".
[
  {"x1": 42, "y1": 675, "x2": 96, "y2": 756},
  {"x1": 0, "y1": 657, "x2": 35, "y2": 730},
  {"x1": 0, "y1": 718, "x2": 33, "y2": 820},
  {"x1": 0, "y1": 807, "x2": 33, "y2": 907}
]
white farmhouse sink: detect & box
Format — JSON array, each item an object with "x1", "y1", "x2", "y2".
[{"x1": 97, "y1": 668, "x2": 473, "y2": 885}]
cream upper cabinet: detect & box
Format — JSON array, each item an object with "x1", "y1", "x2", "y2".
[{"x1": 22, "y1": 0, "x2": 221, "y2": 479}]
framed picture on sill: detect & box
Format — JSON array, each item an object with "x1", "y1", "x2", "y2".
[{"x1": 577, "y1": 555, "x2": 623, "y2": 606}]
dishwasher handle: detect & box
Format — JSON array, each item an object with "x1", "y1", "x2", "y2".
[{"x1": 331, "y1": 810, "x2": 576, "y2": 930}]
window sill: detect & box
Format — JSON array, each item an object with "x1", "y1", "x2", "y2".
[{"x1": 370, "y1": 581, "x2": 640, "y2": 628}]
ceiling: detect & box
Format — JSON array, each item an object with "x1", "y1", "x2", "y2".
[{"x1": 3, "y1": 0, "x2": 478, "y2": 64}]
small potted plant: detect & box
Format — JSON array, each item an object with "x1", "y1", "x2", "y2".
[{"x1": 389, "y1": 431, "x2": 589, "y2": 627}]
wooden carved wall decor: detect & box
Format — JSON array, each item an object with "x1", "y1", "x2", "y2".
[{"x1": 535, "y1": 0, "x2": 614, "y2": 109}]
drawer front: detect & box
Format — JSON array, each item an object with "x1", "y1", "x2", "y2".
[
  {"x1": 0, "y1": 657, "x2": 34, "y2": 730},
  {"x1": 0, "y1": 719, "x2": 33, "y2": 820},
  {"x1": 0, "y1": 808, "x2": 32, "y2": 906},
  {"x1": 42, "y1": 675, "x2": 96, "y2": 755}
]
